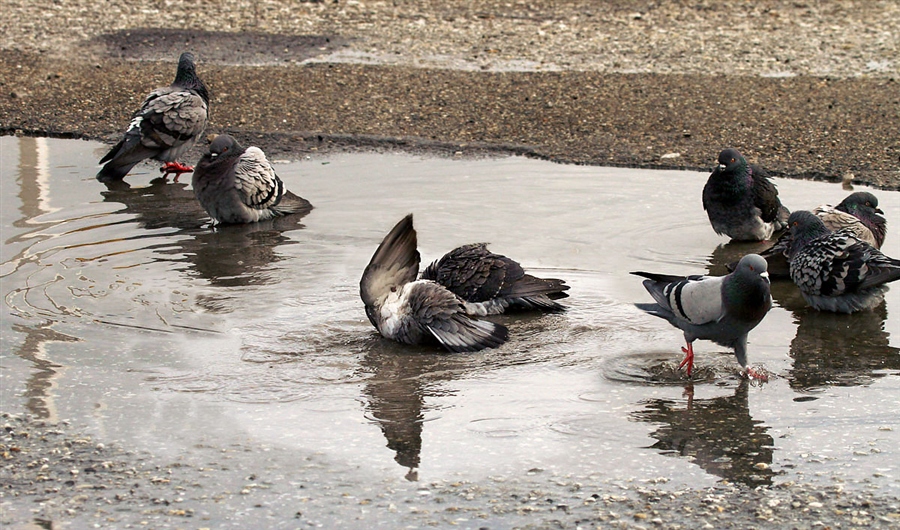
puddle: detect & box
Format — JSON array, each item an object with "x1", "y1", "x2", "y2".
[{"x1": 1, "y1": 136, "x2": 899, "y2": 525}]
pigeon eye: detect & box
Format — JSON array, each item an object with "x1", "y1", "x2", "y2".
[{"x1": 730, "y1": 158, "x2": 736, "y2": 163}]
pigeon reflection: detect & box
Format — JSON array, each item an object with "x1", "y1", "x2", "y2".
[
  {"x1": 631, "y1": 380, "x2": 776, "y2": 487},
  {"x1": 706, "y1": 240, "x2": 772, "y2": 277},
  {"x1": 358, "y1": 345, "x2": 465, "y2": 481},
  {"x1": 787, "y1": 302, "x2": 899, "y2": 390},
  {"x1": 101, "y1": 177, "x2": 310, "y2": 287}
]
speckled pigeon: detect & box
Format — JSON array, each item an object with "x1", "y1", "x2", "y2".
[
  {"x1": 632, "y1": 254, "x2": 772, "y2": 379},
  {"x1": 702, "y1": 148, "x2": 790, "y2": 241},
  {"x1": 754, "y1": 191, "x2": 888, "y2": 278},
  {"x1": 191, "y1": 134, "x2": 312, "y2": 224},
  {"x1": 97, "y1": 52, "x2": 209, "y2": 181},
  {"x1": 360, "y1": 215, "x2": 509, "y2": 353},
  {"x1": 419, "y1": 243, "x2": 570, "y2": 315},
  {"x1": 787, "y1": 210, "x2": 900, "y2": 313}
]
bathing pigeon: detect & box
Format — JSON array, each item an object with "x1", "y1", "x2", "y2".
[
  {"x1": 360, "y1": 215, "x2": 509, "y2": 353},
  {"x1": 786, "y1": 210, "x2": 900, "y2": 313},
  {"x1": 754, "y1": 191, "x2": 887, "y2": 278},
  {"x1": 632, "y1": 254, "x2": 772, "y2": 379},
  {"x1": 97, "y1": 52, "x2": 209, "y2": 181},
  {"x1": 420, "y1": 243, "x2": 570, "y2": 315},
  {"x1": 192, "y1": 134, "x2": 312, "y2": 224},
  {"x1": 702, "y1": 148, "x2": 790, "y2": 241}
]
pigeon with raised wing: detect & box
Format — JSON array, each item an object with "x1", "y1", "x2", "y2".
[
  {"x1": 787, "y1": 210, "x2": 900, "y2": 313},
  {"x1": 192, "y1": 134, "x2": 312, "y2": 224},
  {"x1": 98, "y1": 52, "x2": 209, "y2": 181},
  {"x1": 420, "y1": 243, "x2": 569, "y2": 315},
  {"x1": 360, "y1": 215, "x2": 509, "y2": 352},
  {"x1": 703, "y1": 148, "x2": 790, "y2": 241},
  {"x1": 632, "y1": 254, "x2": 772, "y2": 379}
]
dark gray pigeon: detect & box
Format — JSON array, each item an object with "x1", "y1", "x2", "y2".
[
  {"x1": 191, "y1": 134, "x2": 312, "y2": 224},
  {"x1": 754, "y1": 191, "x2": 887, "y2": 278},
  {"x1": 632, "y1": 254, "x2": 772, "y2": 380},
  {"x1": 703, "y1": 148, "x2": 790, "y2": 241},
  {"x1": 787, "y1": 210, "x2": 900, "y2": 313},
  {"x1": 98, "y1": 52, "x2": 209, "y2": 181},
  {"x1": 360, "y1": 215, "x2": 509, "y2": 353},
  {"x1": 420, "y1": 243, "x2": 570, "y2": 315}
]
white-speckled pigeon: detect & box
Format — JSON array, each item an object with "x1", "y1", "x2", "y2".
[
  {"x1": 703, "y1": 148, "x2": 790, "y2": 241},
  {"x1": 787, "y1": 210, "x2": 900, "y2": 313},
  {"x1": 755, "y1": 191, "x2": 888, "y2": 278},
  {"x1": 98, "y1": 52, "x2": 209, "y2": 181},
  {"x1": 191, "y1": 134, "x2": 312, "y2": 224},
  {"x1": 419, "y1": 243, "x2": 570, "y2": 315},
  {"x1": 360, "y1": 215, "x2": 509, "y2": 353},
  {"x1": 632, "y1": 254, "x2": 772, "y2": 379}
]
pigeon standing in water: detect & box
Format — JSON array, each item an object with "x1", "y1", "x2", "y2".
[
  {"x1": 191, "y1": 134, "x2": 312, "y2": 224},
  {"x1": 97, "y1": 52, "x2": 209, "y2": 181},
  {"x1": 632, "y1": 254, "x2": 772, "y2": 380},
  {"x1": 755, "y1": 191, "x2": 887, "y2": 278},
  {"x1": 787, "y1": 210, "x2": 900, "y2": 313},
  {"x1": 360, "y1": 215, "x2": 509, "y2": 353},
  {"x1": 703, "y1": 148, "x2": 790, "y2": 241},
  {"x1": 420, "y1": 243, "x2": 570, "y2": 315}
]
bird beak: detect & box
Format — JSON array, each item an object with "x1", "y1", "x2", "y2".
[
  {"x1": 718, "y1": 163, "x2": 726, "y2": 170},
  {"x1": 761, "y1": 271, "x2": 770, "y2": 283},
  {"x1": 210, "y1": 153, "x2": 218, "y2": 159},
  {"x1": 875, "y1": 207, "x2": 884, "y2": 214}
]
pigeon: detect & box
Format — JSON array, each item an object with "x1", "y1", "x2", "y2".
[
  {"x1": 786, "y1": 210, "x2": 900, "y2": 313},
  {"x1": 632, "y1": 254, "x2": 772, "y2": 379},
  {"x1": 360, "y1": 215, "x2": 509, "y2": 353},
  {"x1": 420, "y1": 243, "x2": 570, "y2": 315},
  {"x1": 98, "y1": 52, "x2": 209, "y2": 181},
  {"x1": 191, "y1": 134, "x2": 312, "y2": 224},
  {"x1": 702, "y1": 148, "x2": 790, "y2": 241},
  {"x1": 750, "y1": 191, "x2": 887, "y2": 278}
]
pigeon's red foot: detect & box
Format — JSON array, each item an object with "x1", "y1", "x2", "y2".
[
  {"x1": 679, "y1": 342, "x2": 695, "y2": 377},
  {"x1": 744, "y1": 366, "x2": 769, "y2": 382},
  {"x1": 161, "y1": 161, "x2": 194, "y2": 176}
]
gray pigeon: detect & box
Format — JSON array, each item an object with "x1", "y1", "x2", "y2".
[
  {"x1": 191, "y1": 134, "x2": 312, "y2": 224},
  {"x1": 702, "y1": 148, "x2": 790, "y2": 241},
  {"x1": 360, "y1": 215, "x2": 509, "y2": 353},
  {"x1": 753, "y1": 191, "x2": 887, "y2": 278},
  {"x1": 787, "y1": 210, "x2": 900, "y2": 313},
  {"x1": 98, "y1": 52, "x2": 209, "y2": 181},
  {"x1": 420, "y1": 243, "x2": 570, "y2": 315},
  {"x1": 631, "y1": 254, "x2": 772, "y2": 379}
]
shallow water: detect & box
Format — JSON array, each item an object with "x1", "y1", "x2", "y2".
[{"x1": 2, "y1": 137, "x2": 899, "y2": 524}]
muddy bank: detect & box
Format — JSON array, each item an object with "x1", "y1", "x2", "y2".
[{"x1": 2, "y1": 51, "x2": 899, "y2": 189}]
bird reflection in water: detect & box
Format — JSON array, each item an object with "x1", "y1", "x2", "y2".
[
  {"x1": 358, "y1": 345, "x2": 467, "y2": 481},
  {"x1": 788, "y1": 302, "x2": 899, "y2": 390},
  {"x1": 631, "y1": 379, "x2": 776, "y2": 487},
  {"x1": 101, "y1": 177, "x2": 310, "y2": 288}
]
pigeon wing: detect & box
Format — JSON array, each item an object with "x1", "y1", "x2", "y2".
[
  {"x1": 233, "y1": 147, "x2": 284, "y2": 210},
  {"x1": 360, "y1": 215, "x2": 420, "y2": 308},
  {"x1": 749, "y1": 164, "x2": 784, "y2": 224},
  {"x1": 405, "y1": 281, "x2": 508, "y2": 353},
  {"x1": 137, "y1": 87, "x2": 208, "y2": 152}
]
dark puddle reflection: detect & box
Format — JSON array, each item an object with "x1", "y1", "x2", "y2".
[
  {"x1": 788, "y1": 303, "x2": 899, "y2": 390},
  {"x1": 101, "y1": 177, "x2": 310, "y2": 288},
  {"x1": 357, "y1": 344, "x2": 472, "y2": 481},
  {"x1": 631, "y1": 380, "x2": 776, "y2": 487}
]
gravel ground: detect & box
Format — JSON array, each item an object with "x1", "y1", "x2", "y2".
[
  {"x1": 1, "y1": 0, "x2": 899, "y2": 188},
  {"x1": 2, "y1": 1, "x2": 900, "y2": 528}
]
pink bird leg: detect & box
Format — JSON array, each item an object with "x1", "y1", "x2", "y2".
[{"x1": 679, "y1": 342, "x2": 695, "y2": 377}]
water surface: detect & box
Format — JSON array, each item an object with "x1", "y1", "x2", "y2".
[{"x1": 1, "y1": 136, "x2": 899, "y2": 525}]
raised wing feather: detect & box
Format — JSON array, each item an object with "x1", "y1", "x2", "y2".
[{"x1": 360, "y1": 215, "x2": 420, "y2": 308}]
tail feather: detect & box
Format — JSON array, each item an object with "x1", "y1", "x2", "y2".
[{"x1": 273, "y1": 190, "x2": 314, "y2": 216}]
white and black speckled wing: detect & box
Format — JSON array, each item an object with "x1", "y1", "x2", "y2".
[{"x1": 234, "y1": 147, "x2": 284, "y2": 211}]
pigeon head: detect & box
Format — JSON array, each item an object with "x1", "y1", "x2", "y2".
[
  {"x1": 717, "y1": 148, "x2": 746, "y2": 172},
  {"x1": 207, "y1": 134, "x2": 245, "y2": 160},
  {"x1": 173, "y1": 52, "x2": 209, "y2": 104},
  {"x1": 787, "y1": 210, "x2": 831, "y2": 255},
  {"x1": 733, "y1": 253, "x2": 770, "y2": 284},
  {"x1": 837, "y1": 191, "x2": 883, "y2": 216}
]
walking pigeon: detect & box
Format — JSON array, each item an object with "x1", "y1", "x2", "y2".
[
  {"x1": 786, "y1": 210, "x2": 900, "y2": 313},
  {"x1": 191, "y1": 134, "x2": 312, "y2": 224},
  {"x1": 360, "y1": 215, "x2": 509, "y2": 353},
  {"x1": 420, "y1": 243, "x2": 570, "y2": 315},
  {"x1": 631, "y1": 254, "x2": 772, "y2": 379},
  {"x1": 702, "y1": 148, "x2": 790, "y2": 241},
  {"x1": 98, "y1": 52, "x2": 209, "y2": 181},
  {"x1": 752, "y1": 191, "x2": 887, "y2": 278}
]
